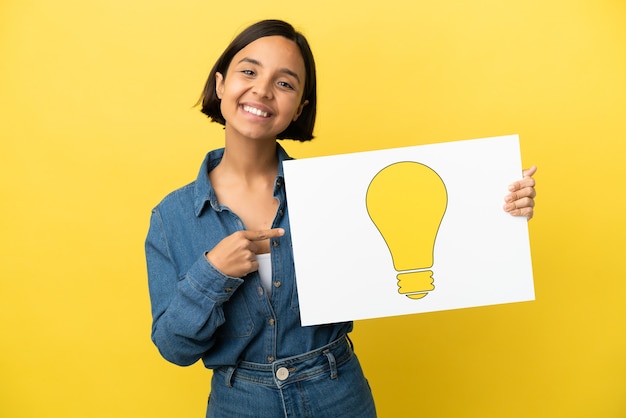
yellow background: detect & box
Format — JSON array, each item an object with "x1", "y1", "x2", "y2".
[{"x1": 1, "y1": 0, "x2": 625, "y2": 417}]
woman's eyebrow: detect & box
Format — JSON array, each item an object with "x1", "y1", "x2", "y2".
[{"x1": 237, "y1": 57, "x2": 301, "y2": 82}]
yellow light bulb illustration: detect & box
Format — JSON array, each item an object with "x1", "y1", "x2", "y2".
[{"x1": 366, "y1": 162, "x2": 448, "y2": 299}]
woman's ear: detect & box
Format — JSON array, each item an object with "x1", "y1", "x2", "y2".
[
  {"x1": 215, "y1": 72, "x2": 224, "y2": 99},
  {"x1": 293, "y1": 99, "x2": 309, "y2": 121}
]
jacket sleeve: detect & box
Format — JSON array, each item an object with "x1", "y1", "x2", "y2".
[{"x1": 145, "y1": 207, "x2": 244, "y2": 366}]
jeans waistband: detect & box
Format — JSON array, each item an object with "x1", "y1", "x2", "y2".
[{"x1": 215, "y1": 335, "x2": 353, "y2": 388}]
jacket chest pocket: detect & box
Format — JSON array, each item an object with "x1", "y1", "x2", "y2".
[{"x1": 216, "y1": 291, "x2": 255, "y2": 338}]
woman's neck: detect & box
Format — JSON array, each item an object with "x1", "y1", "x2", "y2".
[{"x1": 217, "y1": 135, "x2": 279, "y2": 183}]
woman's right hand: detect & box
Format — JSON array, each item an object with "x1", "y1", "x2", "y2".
[{"x1": 205, "y1": 228, "x2": 285, "y2": 277}]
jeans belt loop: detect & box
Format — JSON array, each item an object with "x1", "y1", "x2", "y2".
[{"x1": 323, "y1": 348, "x2": 338, "y2": 380}]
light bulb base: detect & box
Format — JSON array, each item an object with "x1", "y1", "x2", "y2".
[{"x1": 397, "y1": 270, "x2": 435, "y2": 299}]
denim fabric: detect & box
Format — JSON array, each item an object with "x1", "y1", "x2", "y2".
[
  {"x1": 207, "y1": 337, "x2": 376, "y2": 418},
  {"x1": 145, "y1": 144, "x2": 353, "y2": 369}
]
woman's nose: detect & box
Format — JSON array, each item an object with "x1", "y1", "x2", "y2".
[{"x1": 252, "y1": 77, "x2": 273, "y2": 99}]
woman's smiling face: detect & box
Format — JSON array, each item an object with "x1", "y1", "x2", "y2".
[{"x1": 215, "y1": 35, "x2": 309, "y2": 142}]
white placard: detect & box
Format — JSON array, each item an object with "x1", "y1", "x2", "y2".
[{"x1": 283, "y1": 135, "x2": 534, "y2": 326}]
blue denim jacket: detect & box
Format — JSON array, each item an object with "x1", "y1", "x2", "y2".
[{"x1": 146, "y1": 144, "x2": 352, "y2": 368}]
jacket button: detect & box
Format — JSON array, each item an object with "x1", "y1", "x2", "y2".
[
  {"x1": 224, "y1": 287, "x2": 233, "y2": 292},
  {"x1": 267, "y1": 356, "x2": 275, "y2": 362},
  {"x1": 268, "y1": 318, "x2": 275, "y2": 326},
  {"x1": 273, "y1": 281, "x2": 281, "y2": 288}
]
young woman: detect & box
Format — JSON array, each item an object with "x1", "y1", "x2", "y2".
[{"x1": 145, "y1": 19, "x2": 537, "y2": 418}]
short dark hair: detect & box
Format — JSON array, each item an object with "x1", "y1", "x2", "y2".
[{"x1": 198, "y1": 20, "x2": 317, "y2": 142}]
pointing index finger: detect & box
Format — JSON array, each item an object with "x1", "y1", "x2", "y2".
[{"x1": 245, "y1": 228, "x2": 285, "y2": 241}]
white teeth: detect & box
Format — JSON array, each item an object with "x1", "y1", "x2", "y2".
[{"x1": 243, "y1": 105, "x2": 269, "y2": 117}]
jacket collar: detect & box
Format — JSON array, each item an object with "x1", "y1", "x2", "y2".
[{"x1": 193, "y1": 143, "x2": 292, "y2": 217}]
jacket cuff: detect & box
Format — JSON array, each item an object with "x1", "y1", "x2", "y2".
[{"x1": 185, "y1": 254, "x2": 244, "y2": 304}]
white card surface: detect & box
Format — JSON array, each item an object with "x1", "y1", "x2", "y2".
[{"x1": 283, "y1": 135, "x2": 534, "y2": 326}]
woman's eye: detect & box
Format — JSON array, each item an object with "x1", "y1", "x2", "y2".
[
  {"x1": 278, "y1": 81, "x2": 294, "y2": 90},
  {"x1": 241, "y1": 69, "x2": 255, "y2": 76}
]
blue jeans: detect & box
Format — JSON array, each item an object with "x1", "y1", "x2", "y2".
[{"x1": 207, "y1": 336, "x2": 377, "y2": 417}]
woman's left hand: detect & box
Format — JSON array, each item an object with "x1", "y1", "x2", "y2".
[{"x1": 503, "y1": 166, "x2": 537, "y2": 220}]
